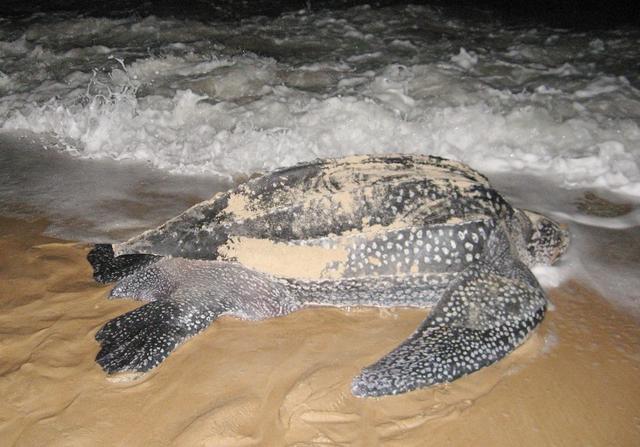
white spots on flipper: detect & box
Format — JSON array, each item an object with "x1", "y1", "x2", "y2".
[{"x1": 352, "y1": 258, "x2": 547, "y2": 397}]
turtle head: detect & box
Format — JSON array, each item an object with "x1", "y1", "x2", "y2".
[{"x1": 513, "y1": 209, "x2": 569, "y2": 266}]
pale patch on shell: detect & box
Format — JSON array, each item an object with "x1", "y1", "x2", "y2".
[
  {"x1": 219, "y1": 237, "x2": 348, "y2": 279},
  {"x1": 226, "y1": 191, "x2": 255, "y2": 220}
]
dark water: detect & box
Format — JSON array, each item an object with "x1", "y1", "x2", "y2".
[
  {"x1": 2, "y1": 0, "x2": 639, "y2": 29},
  {"x1": 3, "y1": 0, "x2": 397, "y2": 21}
]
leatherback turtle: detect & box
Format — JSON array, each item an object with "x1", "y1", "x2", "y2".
[{"x1": 88, "y1": 154, "x2": 568, "y2": 397}]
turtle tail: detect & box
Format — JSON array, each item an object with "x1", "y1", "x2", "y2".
[{"x1": 87, "y1": 244, "x2": 161, "y2": 284}]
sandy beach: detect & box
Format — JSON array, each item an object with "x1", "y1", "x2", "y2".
[
  {"x1": 1, "y1": 215, "x2": 639, "y2": 446},
  {"x1": 2, "y1": 0, "x2": 640, "y2": 444}
]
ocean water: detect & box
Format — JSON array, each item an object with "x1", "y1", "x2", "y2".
[{"x1": 0, "y1": 2, "x2": 639, "y2": 311}]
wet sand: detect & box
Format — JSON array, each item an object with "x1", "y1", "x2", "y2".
[{"x1": 1, "y1": 216, "x2": 639, "y2": 446}]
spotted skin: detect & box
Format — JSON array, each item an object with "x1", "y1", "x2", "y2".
[
  {"x1": 96, "y1": 300, "x2": 219, "y2": 373},
  {"x1": 337, "y1": 219, "x2": 494, "y2": 277},
  {"x1": 351, "y1": 229, "x2": 547, "y2": 396},
  {"x1": 89, "y1": 154, "x2": 569, "y2": 397}
]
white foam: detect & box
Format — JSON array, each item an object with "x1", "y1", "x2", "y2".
[
  {"x1": 450, "y1": 47, "x2": 478, "y2": 70},
  {"x1": 4, "y1": 71, "x2": 640, "y2": 193},
  {"x1": 532, "y1": 264, "x2": 571, "y2": 289}
]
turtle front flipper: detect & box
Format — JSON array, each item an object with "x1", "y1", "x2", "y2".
[
  {"x1": 95, "y1": 258, "x2": 300, "y2": 376},
  {"x1": 351, "y1": 252, "x2": 547, "y2": 397}
]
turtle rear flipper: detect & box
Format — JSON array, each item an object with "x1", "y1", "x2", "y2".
[
  {"x1": 351, "y1": 254, "x2": 546, "y2": 397},
  {"x1": 87, "y1": 244, "x2": 160, "y2": 284},
  {"x1": 96, "y1": 299, "x2": 220, "y2": 374},
  {"x1": 95, "y1": 258, "x2": 300, "y2": 375}
]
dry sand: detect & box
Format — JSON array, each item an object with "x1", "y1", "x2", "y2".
[{"x1": 1, "y1": 216, "x2": 639, "y2": 446}]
